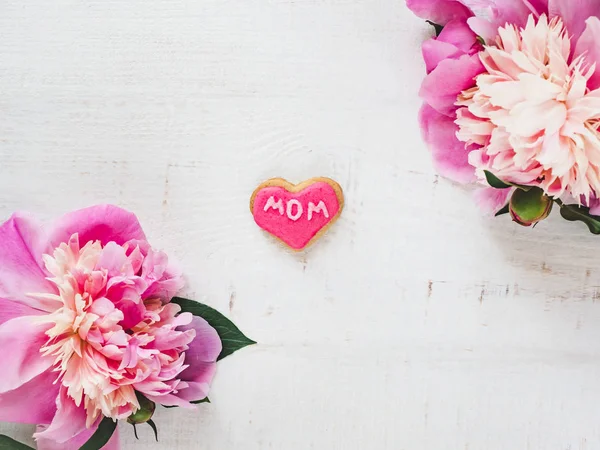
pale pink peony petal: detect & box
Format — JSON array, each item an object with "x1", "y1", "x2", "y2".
[
  {"x1": 97, "y1": 242, "x2": 133, "y2": 277},
  {"x1": 467, "y1": 16, "x2": 498, "y2": 43},
  {"x1": 176, "y1": 316, "x2": 222, "y2": 401},
  {"x1": 419, "y1": 103, "x2": 477, "y2": 183},
  {"x1": 575, "y1": 17, "x2": 600, "y2": 90},
  {"x1": 406, "y1": 0, "x2": 473, "y2": 26},
  {"x1": 181, "y1": 317, "x2": 222, "y2": 372},
  {"x1": 419, "y1": 53, "x2": 484, "y2": 116},
  {"x1": 457, "y1": 14, "x2": 600, "y2": 200},
  {"x1": 36, "y1": 421, "x2": 120, "y2": 450},
  {"x1": 4, "y1": 208, "x2": 222, "y2": 426},
  {"x1": 34, "y1": 388, "x2": 87, "y2": 444},
  {"x1": 474, "y1": 187, "x2": 513, "y2": 215},
  {"x1": 0, "y1": 214, "x2": 58, "y2": 312},
  {"x1": 47, "y1": 204, "x2": 146, "y2": 249},
  {"x1": 142, "y1": 274, "x2": 185, "y2": 303},
  {"x1": 175, "y1": 376, "x2": 215, "y2": 402},
  {"x1": 0, "y1": 297, "x2": 45, "y2": 326},
  {"x1": 0, "y1": 369, "x2": 59, "y2": 424},
  {"x1": 0, "y1": 316, "x2": 53, "y2": 394},
  {"x1": 548, "y1": 0, "x2": 600, "y2": 42},
  {"x1": 130, "y1": 244, "x2": 185, "y2": 302},
  {"x1": 587, "y1": 196, "x2": 600, "y2": 215}
]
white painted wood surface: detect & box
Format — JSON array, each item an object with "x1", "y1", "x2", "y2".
[{"x1": 2, "y1": 1, "x2": 600, "y2": 449}]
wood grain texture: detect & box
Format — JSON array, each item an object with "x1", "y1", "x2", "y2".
[{"x1": 1, "y1": 1, "x2": 600, "y2": 449}]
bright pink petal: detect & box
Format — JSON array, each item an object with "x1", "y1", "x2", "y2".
[
  {"x1": 0, "y1": 298, "x2": 45, "y2": 326},
  {"x1": 180, "y1": 316, "x2": 222, "y2": 374},
  {"x1": 0, "y1": 369, "x2": 58, "y2": 424},
  {"x1": 419, "y1": 53, "x2": 484, "y2": 116},
  {"x1": 422, "y1": 39, "x2": 463, "y2": 73},
  {"x1": 0, "y1": 214, "x2": 57, "y2": 312},
  {"x1": 528, "y1": 0, "x2": 549, "y2": 15},
  {"x1": 549, "y1": 0, "x2": 600, "y2": 41},
  {"x1": 47, "y1": 204, "x2": 146, "y2": 249},
  {"x1": 474, "y1": 187, "x2": 513, "y2": 215},
  {"x1": 406, "y1": 0, "x2": 473, "y2": 26},
  {"x1": 0, "y1": 316, "x2": 53, "y2": 394},
  {"x1": 490, "y1": 0, "x2": 535, "y2": 29},
  {"x1": 36, "y1": 423, "x2": 120, "y2": 450},
  {"x1": 575, "y1": 17, "x2": 600, "y2": 90},
  {"x1": 34, "y1": 388, "x2": 87, "y2": 444},
  {"x1": 105, "y1": 280, "x2": 146, "y2": 329},
  {"x1": 419, "y1": 103, "x2": 477, "y2": 183},
  {"x1": 114, "y1": 297, "x2": 145, "y2": 329},
  {"x1": 176, "y1": 316, "x2": 221, "y2": 401},
  {"x1": 467, "y1": 1, "x2": 545, "y2": 37},
  {"x1": 437, "y1": 19, "x2": 479, "y2": 53},
  {"x1": 423, "y1": 19, "x2": 481, "y2": 73}
]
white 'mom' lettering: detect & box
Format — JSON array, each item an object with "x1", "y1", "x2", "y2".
[
  {"x1": 263, "y1": 196, "x2": 284, "y2": 215},
  {"x1": 308, "y1": 201, "x2": 329, "y2": 221},
  {"x1": 286, "y1": 199, "x2": 303, "y2": 221}
]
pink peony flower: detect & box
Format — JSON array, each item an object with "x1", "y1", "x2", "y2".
[
  {"x1": 0, "y1": 205, "x2": 222, "y2": 449},
  {"x1": 407, "y1": 0, "x2": 600, "y2": 212}
]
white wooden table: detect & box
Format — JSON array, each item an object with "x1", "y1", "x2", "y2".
[{"x1": 2, "y1": 1, "x2": 600, "y2": 449}]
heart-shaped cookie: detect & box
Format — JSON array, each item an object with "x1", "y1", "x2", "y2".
[{"x1": 250, "y1": 177, "x2": 344, "y2": 250}]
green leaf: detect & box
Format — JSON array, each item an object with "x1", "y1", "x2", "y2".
[
  {"x1": 0, "y1": 435, "x2": 34, "y2": 450},
  {"x1": 484, "y1": 170, "x2": 512, "y2": 189},
  {"x1": 495, "y1": 204, "x2": 510, "y2": 217},
  {"x1": 80, "y1": 417, "x2": 118, "y2": 450},
  {"x1": 483, "y1": 170, "x2": 534, "y2": 191},
  {"x1": 560, "y1": 204, "x2": 600, "y2": 234},
  {"x1": 425, "y1": 20, "x2": 444, "y2": 36},
  {"x1": 172, "y1": 297, "x2": 256, "y2": 361}
]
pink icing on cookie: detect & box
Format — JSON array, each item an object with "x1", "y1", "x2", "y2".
[{"x1": 252, "y1": 181, "x2": 342, "y2": 250}]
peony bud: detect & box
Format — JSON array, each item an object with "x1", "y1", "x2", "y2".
[
  {"x1": 127, "y1": 394, "x2": 156, "y2": 425},
  {"x1": 509, "y1": 187, "x2": 553, "y2": 227}
]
